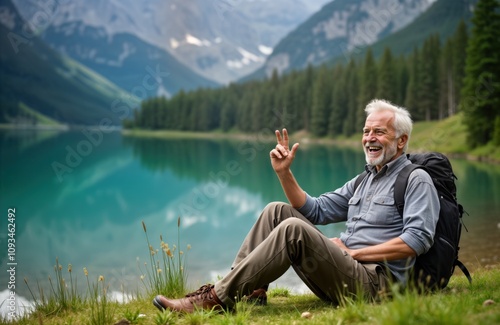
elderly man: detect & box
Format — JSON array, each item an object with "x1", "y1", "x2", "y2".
[{"x1": 153, "y1": 99, "x2": 439, "y2": 312}]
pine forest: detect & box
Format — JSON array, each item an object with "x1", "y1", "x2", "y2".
[{"x1": 127, "y1": 0, "x2": 500, "y2": 149}]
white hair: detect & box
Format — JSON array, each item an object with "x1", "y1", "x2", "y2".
[{"x1": 364, "y1": 99, "x2": 413, "y2": 152}]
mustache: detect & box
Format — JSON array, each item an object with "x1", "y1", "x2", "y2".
[{"x1": 365, "y1": 142, "x2": 382, "y2": 148}]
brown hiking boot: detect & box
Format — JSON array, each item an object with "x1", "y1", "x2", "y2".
[
  {"x1": 153, "y1": 284, "x2": 225, "y2": 313},
  {"x1": 244, "y1": 288, "x2": 267, "y2": 305}
]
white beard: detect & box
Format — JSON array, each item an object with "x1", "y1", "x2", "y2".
[{"x1": 364, "y1": 141, "x2": 398, "y2": 167}]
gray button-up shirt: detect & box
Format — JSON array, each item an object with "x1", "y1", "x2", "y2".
[{"x1": 297, "y1": 154, "x2": 440, "y2": 283}]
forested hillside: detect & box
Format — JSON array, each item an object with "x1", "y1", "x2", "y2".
[
  {"x1": 460, "y1": 0, "x2": 500, "y2": 148},
  {"x1": 126, "y1": 22, "x2": 468, "y2": 137},
  {"x1": 127, "y1": 0, "x2": 500, "y2": 149}
]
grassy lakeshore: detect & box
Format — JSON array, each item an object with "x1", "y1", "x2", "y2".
[
  {"x1": 3, "y1": 220, "x2": 499, "y2": 324},
  {"x1": 4, "y1": 267, "x2": 499, "y2": 325},
  {"x1": 3, "y1": 114, "x2": 499, "y2": 324},
  {"x1": 122, "y1": 113, "x2": 500, "y2": 164}
]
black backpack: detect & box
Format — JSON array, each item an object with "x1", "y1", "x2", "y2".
[{"x1": 354, "y1": 152, "x2": 472, "y2": 290}]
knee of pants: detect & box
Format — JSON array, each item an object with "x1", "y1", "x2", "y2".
[
  {"x1": 261, "y1": 202, "x2": 308, "y2": 225},
  {"x1": 263, "y1": 201, "x2": 288, "y2": 212},
  {"x1": 276, "y1": 217, "x2": 310, "y2": 236},
  {"x1": 261, "y1": 201, "x2": 289, "y2": 220}
]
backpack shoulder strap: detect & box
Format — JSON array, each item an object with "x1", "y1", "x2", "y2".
[
  {"x1": 357, "y1": 163, "x2": 427, "y2": 216},
  {"x1": 353, "y1": 171, "x2": 368, "y2": 193},
  {"x1": 394, "y1": 164, "x2": 425, "y2": 217},
  {"x1": 455, "y1": 259, "x2": 473, "y2": 284}
]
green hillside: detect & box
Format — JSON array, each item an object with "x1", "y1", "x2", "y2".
[
  {"x1": 410, "y1": 114, "x2": 500, "y2": 163},
  {"x1": 0, "y1": 0, "x2": 138, "y2": 126},
  {"x1": 340, "y1": 113, "x2": 500, "y2": 163},
  {"x1": 296, "y1": 113, "x2": 499, "y2": 163}
]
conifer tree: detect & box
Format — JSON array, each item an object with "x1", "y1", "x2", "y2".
[
  {"x1": 451, "y1": 20, "x2": 468, "y2": 115},
  {"x1": 394, "y1": 56, "x2": 409, "y2": 108},
  {"x1": 281, "y1": 72, "x2": 300, "y2": 131},
  {"x1": 163, "y1": 96, "x2": 175, "y2": 129},
  {"x1": 329, "y1": 64, "x2": 347, "y2": 136},
  {"x1": 237, "y1": 90, "x2": 254, "y2": 132},
  {"x1": 440, "y1": 38, "x2": 454, "y2": 119},
  {"x1": 195, "y1": 90, "x2": 214, "y2": 131},
  {"x1": 172, "y1": 90, "x2": 186, "y2": 130},
  {"x1": 377, "y1": 47, "x2": 396, "y2": 102},
  {"x1": 419, "y1": 34, "x2": 441, "y2": 121},
  {"x1": 494, "y1": 116, "x2": 500, "y2": 146},
  {"x1": 250, "y1": 88, "x2": 265, "y2": 132},
  {"x1": 220, "y1": 86, "x2": 237, "y2": 132},
  {"x1": 461, "y1": 0, "x2": 500, "y2": 147},
  {"x1": 182, "y1": 92, "x2": 194, "y2": 131},
  {"x1": 358, "y1": 48, "x2": 378, "y2": 128},
  {"x1": 343, "y1": 59, "x2": 359, "y2": 136},
  {"x1": 405, "y1": 47, "x2": 421, "y2": 119},
  {"x1": 297, "y1": 64, "x2": 315, "y2": 131},
  {"x1": 438, "y1": 20, "x2": 469, "y2": 120},
  {"x1": 311, "y1": 66, "x2": 332, "y2": 137}
]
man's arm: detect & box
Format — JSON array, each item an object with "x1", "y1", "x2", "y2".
[
  {"x1": 270, "y1": 129, "x2": 306, "y2": 208},
  {"x1": 274, "y1": 168, "x2": 306, "y2": 208},
  {"x1": 331, "y1": 237, "x2": 416, "y2": 262}
]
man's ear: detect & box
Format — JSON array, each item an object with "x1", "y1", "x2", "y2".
[{"x1": 398, "y1": 134, "x2": 408, "y2": 149}]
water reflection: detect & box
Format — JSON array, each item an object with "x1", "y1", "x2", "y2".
[
  {"x1": 0, "y1": 130, "x2": 498, "y2": 301},
  {"x1": 452, "y1": 160, "x2": 500, "y2": 269}
]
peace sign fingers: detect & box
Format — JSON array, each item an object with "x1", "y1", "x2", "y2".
[{"x1": 275, "y1": 128, "x2": 290, "y2": 148}]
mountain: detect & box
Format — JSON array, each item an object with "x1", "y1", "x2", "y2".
[
  {"x1": 11, "y1": 0, "x2": 332, "y2": 85},
  {"x1": 244, "y1": 0, "x2": 440, "y2": 80},
  {"x1": 0, "y1": 0, "x2": 138, "y2": 126},
  {"x1": 358, "y1": 0, "x2": 477, "y2": 60},
  {"x1": 39, "y1": 21, "x2": 220, "y2": 98},
  {"x1": 159, "y1": 0, "x2": 333, "y2": 84}
]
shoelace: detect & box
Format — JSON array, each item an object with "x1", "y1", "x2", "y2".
[{"x1": 185, "y1": 284, "x2": 214, "y2": 300}]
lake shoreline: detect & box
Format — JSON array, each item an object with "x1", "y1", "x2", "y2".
[
  {"x1": 121, "y1": 128, "x2": 500, "y2": 165},
  {"x1": 1, "y1": 122, "x2": 498, "y2": 164}
]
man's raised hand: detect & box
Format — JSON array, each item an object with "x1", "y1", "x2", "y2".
[{"x1": 269, "y1": 128, "x2": 299, "y2": 174}]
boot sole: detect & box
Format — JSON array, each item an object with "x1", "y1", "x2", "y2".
[{"x1": 152, "y1": 296, "x2": 166, "y2": 311}]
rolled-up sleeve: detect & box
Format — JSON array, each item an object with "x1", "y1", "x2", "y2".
[
  {"x1": 399, "y1": 169, "x2": 440, "y2": 256},
  {"x1": 296, "y1": 180, "x2": 354, "y2": 225}
]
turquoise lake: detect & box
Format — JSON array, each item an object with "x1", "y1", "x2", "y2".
[{"x1": 0, "y1": 129, "x2": 499, "y2": 300}]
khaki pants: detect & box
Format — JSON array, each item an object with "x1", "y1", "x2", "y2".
[{"x1": 215, "y1": 202, "x2": 390, "y2": 306}]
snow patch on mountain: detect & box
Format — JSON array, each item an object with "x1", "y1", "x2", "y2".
[
  {"x1": 11, "y1": 0, "x2": 332, "y2": 84},
  {"x1": 227, "y1": 47, "x2": 265, "y2": 69},
  {"x1": 185, "y1": 34, "x2": 212, "y2": 47},
  {"x1": 258, "y1": 45, "x2": 273, "y2": 55}
]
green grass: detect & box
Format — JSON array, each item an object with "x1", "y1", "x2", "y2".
[
  {"x1": 409, "y1": 113, "x2": 468, "y2": 154},
  {"x1": 4, "y1": 268, "x2": 499, "y2": 325},
  {"x1": 320, "y1": 113, "x2": 499, "y2": 163},
  {"x1": 409, "y1": 113, "x2": 500, "y2": 163},
  {"x1": 139, "y1": 219, "x2": 187, "y2": 299},
  {"x1": 3, "y1": 216, "x2": 499, "y2": 325},
  {"x1": 469, "y1": 141, "x2": 500, "y2": 164}
]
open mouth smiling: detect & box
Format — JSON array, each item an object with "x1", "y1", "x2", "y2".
[{"x1": 367, "y1": 146, "x2": 382, "y2": 153}]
